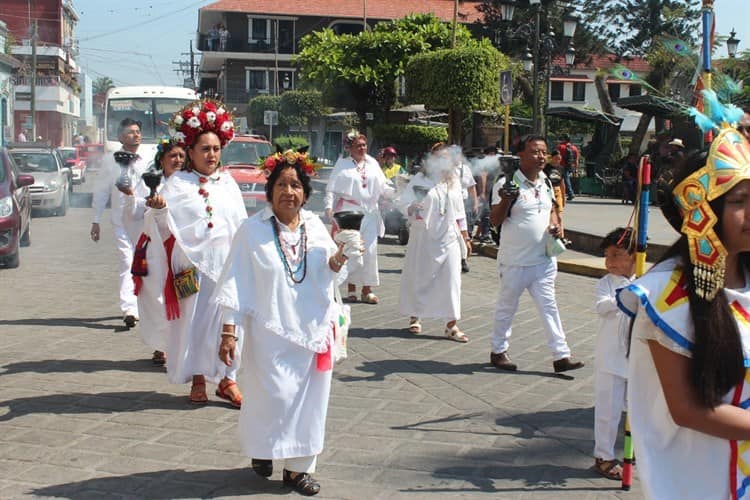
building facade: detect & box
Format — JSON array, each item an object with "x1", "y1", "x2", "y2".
[
  {"x1": 0, "y1": 21, "x2": 21, "y2": 146},
  {"x1": 1, "y1": 0, "x2": 81, "y2": 147}
]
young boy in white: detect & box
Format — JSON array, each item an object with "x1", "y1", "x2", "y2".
[{"x1": 593, "y1": 227, "x2": 634, "y2": 480}]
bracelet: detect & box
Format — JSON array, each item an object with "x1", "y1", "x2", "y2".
[{"x1": 221, "y1": 333, "x2": 238, "y2": 340}]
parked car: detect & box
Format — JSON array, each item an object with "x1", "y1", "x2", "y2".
[
  {"x1": 0, "y1": 148, "x2": 34, "y2": 268},
  {"x1": 57, "y1": 146, "x2": 87, "y2": 184},
  {"x1": 8, "y1": 144, "x2": 71, "y2": 216},
  {"x1": 222, "y1": 135, "x2": 273, "y2": 215}
]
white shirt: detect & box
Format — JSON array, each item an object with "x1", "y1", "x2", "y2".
[
  {"x1": 594, "y1": 273, "x2": 632, "y2": 378},
  {"x1": 92, "y1": 148, "x2": 149, "y2": 227},
  {"x1": 456, "y1": 162, "x2": 476, "y2": 200},
  {"x1": 491, "y1": 169, "x2": 553, "y2": 267}
]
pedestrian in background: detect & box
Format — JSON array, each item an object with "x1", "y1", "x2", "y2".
[
  {"x1": 90, "y1": 118, "x2": 149, "y2": 328},
  {"x1": 488, "y1": 134, "x2": 584, "y2": 373},
  {"x1": 593, "y1": 227, "x2": 634, "y2": 481},
  {"x1": 557, "y1": 134, "x2": 578, "y2": 201}
]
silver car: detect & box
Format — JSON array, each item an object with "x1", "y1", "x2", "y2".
[{"x1": 9, "y1": 148, "x2": 70, "y2": 216}]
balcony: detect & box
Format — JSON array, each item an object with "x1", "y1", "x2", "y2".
[
  {"x1": 198, "y1": 33, "x2": 296, "y2": 56},
  {"x1": 13, "y1": 75, "x2": 81, "y2": 116}
]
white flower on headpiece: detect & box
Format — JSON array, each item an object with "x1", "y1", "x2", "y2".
[
  {"x1": 220, "y1": 121, "x2": 233, "y2": 132},
  {"x1": 192, "y1": 106, "x2": 201, "y2": 115},
  {"x1": 187, "y1": 116, "x2": 201, "y2": 129},
  {"x1": 173, "y1": 132, "x2": 186, "y2": 143},
  {"x1": 173, "y1": 115, "x2": 184, "y2": 126},
  {"x1": 206, "y1": 111, "x2": 216, "y2": 123},
  {"x1": 217, "y1": 107, "x2": 226, "y2": 115},
  {"x1": 168, "y1": 128, "x2": 176, "y2": 136}
]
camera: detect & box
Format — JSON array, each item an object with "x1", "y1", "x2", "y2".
[{"x1": 498, "y1": 154, "x2": 520, "y2": 198}]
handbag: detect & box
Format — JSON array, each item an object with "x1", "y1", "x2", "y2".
[
  {"x1": 545, "y1": 233, "x2": 566, "y2": 257},
  {"x1": 332, "y1": 284, "x2": 350, "y2": 363},
  {"x1": 173, "y1": 267, "x2": 200, "y2": 299}
]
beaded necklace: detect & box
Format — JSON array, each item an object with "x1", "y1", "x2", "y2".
[
  {"x1": 194, "y1": 170, "x2": 221, "y2": 228},
  {"x1": 354, "y1": 158, "x2": 367, "y2": 188},
  {"x1": 271, "y1": 216, "x2": 307, "y2": 284}
]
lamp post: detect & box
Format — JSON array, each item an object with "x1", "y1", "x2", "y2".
[
  {"x1": 498, "y1": 0, "x2": 578, "y2": 135},
  {"x1": 727, "y1": 28, "x2": 740, "y2": 58}
]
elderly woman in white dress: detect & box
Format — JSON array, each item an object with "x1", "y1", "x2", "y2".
[
  {"x1": 215, "y1": 150, "x2": 350, "y2": 496},
  {"x1": 324, "y1": 131, "x2": 393, "y2": 304},
  {"x1": 126, "y1": 138, "x2": 185, "y2": 366},
  {"x1": 140, "y1": 99, "x2": 247, "y2": 407},
  {"x1": 398, "y1": 145, "x2": 471, "y2": 342}
]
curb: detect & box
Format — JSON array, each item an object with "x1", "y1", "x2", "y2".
[{"x1": 476, "y1": 243, "x2": 608, "y2": 279}]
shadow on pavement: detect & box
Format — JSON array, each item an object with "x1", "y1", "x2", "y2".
[
  {"x1": 0, "y1": 391, "x2": 228, "y2": 421},
  {"x1": 31, "y1": 467, "x2": 289, "y2": 498},
  {"x1": 1, "y1": 358, "x2": 165, "y2": 375},
  {"x1": 0, "y1": 316, "x2": 123, "y2": 331}
]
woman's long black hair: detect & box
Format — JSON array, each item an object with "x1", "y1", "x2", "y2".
[{"x1": 655, "y1": 150, "x2": 748, "y2": 407}]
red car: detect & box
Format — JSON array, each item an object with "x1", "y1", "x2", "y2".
[
  {"x1": 222, "y1": 135, "x2": 272, "y2": 214},
  {"x1": 0, "y1": 148, "x2": 34, "y2": 268}
]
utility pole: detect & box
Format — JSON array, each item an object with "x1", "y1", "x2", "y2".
[
  {"x1": 30, "y1": 20, "x2": 37, "y2": 140},
  {"x1": 274, "y1": 19, "x2": 279, "y2": 96},
  {"x1": 451, "y1": 0, "x2": 458, "y2": 48},
  {"x1": 363, "y1": 0, "x2": 367, "y2": 30}
]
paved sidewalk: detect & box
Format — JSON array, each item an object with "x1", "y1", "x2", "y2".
[{"x1": 0, "y1": 207, "x2": 639, "y2": 499}]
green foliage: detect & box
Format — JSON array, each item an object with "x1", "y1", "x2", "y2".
[
  {"x1": 279, "y1": 90, "x2": 326, "y2": 129},
  {"x1": 93, "y1": 77, "x2": 115, "y2": 95},
  {"x1": 274, "y1": 135, "x2": 309, "y2": 151},
  {"x1": 295, "y1": 14, "x2": 475, "y2": 127},
  {"x1": 372, "y1": 124, "x2": 447, "y2": 148},
  {"x1": 247, "y1": 95, "x2": 280, "y2": 129},
  {"x1": 405, "y1": 40, "x2": 510, "y2": 114}
]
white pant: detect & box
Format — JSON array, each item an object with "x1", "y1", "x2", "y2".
[
  {"x1": 113, "y1": 225, "x2": 138, "y2": 315},
  {"x1": 594, "y1": 371, "x2": 627, "y2": 460},
  {"x1": 284, "y1": 455, "x2": 317, "y2": 474},
  {"x1": 491, "y1": 259, "x2": 571, "y2": 360}
]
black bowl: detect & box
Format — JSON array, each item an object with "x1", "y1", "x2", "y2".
[
  {"x1": 114, "y1": 150, "x2": 137, "y2": 166},
  {"x1": 142, "y1": 170, "x2": 163, "y2": 197},
  {"x1": 333, "y1": 211, "x2": 364, "y2": 230}
]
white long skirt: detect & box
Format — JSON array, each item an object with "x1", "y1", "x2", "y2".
[
  {"x1": 398, "y1": 221, "x2": 462, "y2": 321},
  {"x1": 238, "y1": 316, "x2": 332, "y2": 459},
  {"x1": 345, "y1": 210, "x2": 380, "y2": 287},
  {"x1": 164, "y1": 245, "x2": 239, "y2": 385}
]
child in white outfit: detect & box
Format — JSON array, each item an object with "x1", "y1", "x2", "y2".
[{"x1": 593, "y1": 227, "x2": 634, "y2": 480}]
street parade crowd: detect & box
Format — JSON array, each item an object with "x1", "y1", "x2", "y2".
[{"x1": 87, "y1": 94, "x2": 750, "y2": 498}]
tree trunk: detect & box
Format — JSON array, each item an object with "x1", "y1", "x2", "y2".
[
  {"x1": 629, "y1": 113, "x2": 653, "y2": 156},
  {"x1": 448, "y1": 108, "x2": 463, "y2": 145},
  {"x1": 594, "y1": 73, "x2": 616, "y2": 116}
]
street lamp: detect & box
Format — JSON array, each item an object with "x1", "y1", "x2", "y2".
[
  {"x1": 727, "y1": 28, "x2": 740, "y2": 58},
  {"x1": 565, "y1": 46, "x2": 576, "y2": 67}
]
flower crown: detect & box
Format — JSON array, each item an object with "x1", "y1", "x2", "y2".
[
  {"x1": 262, "y1": 149, "x2": 318, "y2": 176},
  {"x1": 672, "y1": 90, "x2": 750, "y2": 300},
  {"x1": 169, "y1": 98, "x2": 235, "y2": 149}
]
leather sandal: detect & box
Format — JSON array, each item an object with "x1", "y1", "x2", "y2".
[
  {"x1": 283, "y1": 469, "x2": 320, "y2": 496},
  {"x1": 594, "y1": 458, "x2": 623, "y2": 481},
  {"x1": 444, "y1": 325, "x2": 468, "y2": 343},
  {"x1": 189, "y1": 381, "x2": 208, "y2": 405},
  {"x1": 251, "y1": 458, "x2": 273, "y2": 478},
  {"x1": 360, "y1": 292, "x2": 379, "y2": 304},
  {"x1": 151, "y1": 350, "x2": 166, "y2": 366},
  {"x1": 215, "y1": 379, "x2": 242, "y2": 408}
]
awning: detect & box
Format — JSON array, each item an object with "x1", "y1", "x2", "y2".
[{"x1": 615, "y1": 95, "x2": 686, "y2": 118}]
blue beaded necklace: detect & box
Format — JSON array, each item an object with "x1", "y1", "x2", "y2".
[{"x1": 271, "y1": 216, "x2": 307, "y2": 284}]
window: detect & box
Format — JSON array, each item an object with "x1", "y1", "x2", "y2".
[
  {"x1": 608, "y1": 83, "x2": 621, "y2": 102},
  {"x1": 572, "y1": 82, "x2": 586, "y2": 102},
  {"x1": 246, "y1": 68, "x2": 269, "y2": 94},
  {"x1": 249, "y1": 18, "x2": 271, "y2": 43},
  {"x1": 550, "y1": 82, "x2": 564, "y2": 101},
  {"x1": 629, "y1": 84, "x2": 642, "y2": 97}
]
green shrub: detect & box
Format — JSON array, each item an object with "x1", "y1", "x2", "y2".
[
  {"x1": 372, "y1": 124, "x2": 447, "y2": 149},
  {"x1": 274, "y1": 135, "x2": 309, "y2": 151}
]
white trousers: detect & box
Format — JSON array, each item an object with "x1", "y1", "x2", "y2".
[
  {"x1": 491, "y1": 259, "x2": 571, "y2": 360},
  {"x1": 113, "y1": 225, "x2": 138, "y2": 315},
  {"x1": 594, "y1": 371, "x2": 627, "y2": 460},
  {"x1": 284, "y1": 455, "x2": 317, "y2": 474}
]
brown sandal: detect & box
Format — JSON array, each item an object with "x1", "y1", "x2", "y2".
[
  {"x1": 215, "y1": 379, "x2": 242, "y2": 408},
  {"x1": 594, "y1": 458, "x2": 623, "y2": 481},
  {"x1": 189, "y1": 380, "x2": 208, "y2": 405}
]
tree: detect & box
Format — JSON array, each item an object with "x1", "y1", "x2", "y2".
[
  {"x1": 247, "y1": 95, "x2": 280, "y2": 135},
  {"x1": 406, "y1": 40, "x2": 513, "y2": 143},
  {"x1": 93, "y1": 76, "x2": 115, "y2": 95},
  {"x1": 278, "y1": 90, "x2": 327, "y2": 140},
  {"x1": 295, "y1": 13, "x2": 475, "y2": 130}
]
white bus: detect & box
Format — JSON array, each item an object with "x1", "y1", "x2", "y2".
[{"x1": 104, "y1": 86, "x2": 197, "y2": 163}]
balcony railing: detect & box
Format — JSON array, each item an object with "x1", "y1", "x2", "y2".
[
  {"x1": 13, "y1": 75, "x2": 79, "y2": 94},
  {"x1": 198, "y1": 33, "x2": 295, "y2": 55}
]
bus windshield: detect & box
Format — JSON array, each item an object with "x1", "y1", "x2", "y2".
[{"x1": 106, "y1": 97, "x2": 194, "y2": 142}]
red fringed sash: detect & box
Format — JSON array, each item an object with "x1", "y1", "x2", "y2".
[
  {"x1": 131, "y1": 233, "x2": 151, "y2": 296},
  {"x1": 163, "y1": 235, "x2": 180, "y2": 320}
]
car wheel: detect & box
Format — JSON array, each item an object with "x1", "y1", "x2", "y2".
[
  {"x1": 57, "y1": 190, "x2": 68, "y2": 216},
  {"x1": 4, "y1": 240, "x2": 19, "y2": 268},
  {"x1": 20, "y1": 223, "x2": 31, "y2": 247}
]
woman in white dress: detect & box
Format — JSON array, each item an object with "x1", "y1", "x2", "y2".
[
  {"x1": 324, "y1": 131, "x2": 392, "y2": 304},
  {"x1": 398, "y1": 146, "x2": 471, "y2": 342},
  {"x1": 126, "y1": 138, "x2": 186, "y2": 366},
  {"x1": 141, "y1": 99, "x2": 247, "y2": 407},
  {"x1": 215, "y1": 150, "x2": 350, "y2": 496},
  {"x1": 618, "y1": 104, "x2": 750, "y2": 499}
]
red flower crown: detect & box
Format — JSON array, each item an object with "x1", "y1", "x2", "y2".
[
  {"x1": 262, "y1": 149, "x2": 319, "y2": 176},
  {"x1": 169, "y1": 98, "x2": 235, "y2": 148}
]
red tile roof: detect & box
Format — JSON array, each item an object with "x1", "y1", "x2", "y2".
[
  {"x1": 201, "y1": 0, "x2": 484, "y2": 23},
  {"x1": 552, "y1": 54, "x2": 651, "y2": 73}
]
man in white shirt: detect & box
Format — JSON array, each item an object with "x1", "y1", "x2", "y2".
[
  {"x1": 16, "y1": 129, "x2": 27, "y2": 142},
  {"x1": 455, "y1": 157, "x2": 477, "y2": 273},
  {"x1": 90, "y1": 119, "x2": 149, "y2": 328},
  {"x1": 488, "y1": 134, "x2": 584, "y2": 373}
]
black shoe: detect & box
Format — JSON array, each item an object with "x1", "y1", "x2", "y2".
[
  {"x1": 461, "y1": 259, "x2": 470, "y2": 273},
  {"x1": 123, "y1": 314, "x2": 137, "y2": 328},
  {"x1": 567, "y1": 195, "x2": 575, "y2": 201},
  {"x1": 553, "y1": 357, "x2": 584, "y2": 373},
  {"x1": 283, "y1": 469, "x2": 320, "y2": 496},
  {"x1": 490, "y1": 351, "x2": 517, "y2": 371},
  {"x1": 251, "y1": 458, "x2": 273, "y2": 478}
]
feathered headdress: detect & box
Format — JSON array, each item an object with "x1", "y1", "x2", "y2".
[
  {"x1": 169, "y1": 98, "x2": 235, "y2": 148},
  {"x1": 674, "y1": 90, "x2": 750, "y2": 300}
]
